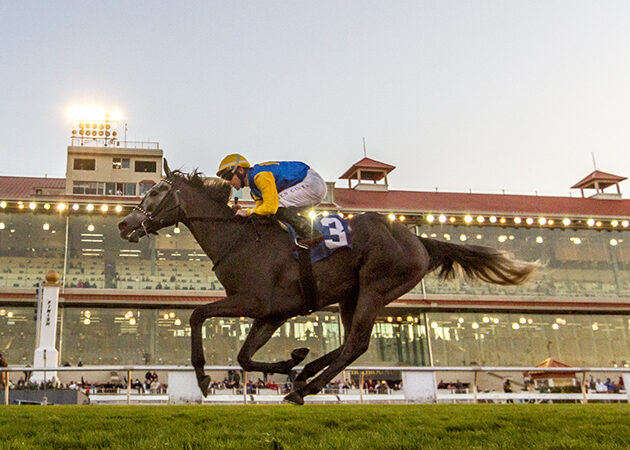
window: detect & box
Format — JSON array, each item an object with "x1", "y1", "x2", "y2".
[
  {"x1": 73, "y1": 159, "x2": 95, "y2": 170},
  {"x1": 112, "y1": 158, "x2": 130, "y2": 169},
  {"x1": 73, "y1": 181, "x2": 104, "y2": 195},
  {"x1": 139, "y1": 182, "x2": 155, "y2": 195},
  {"x1": 106, "y1": 183, "x2": 136, "y2": 196},
  {"x1": 135, "y1": 161, "x2": 157, "y2": 173}
]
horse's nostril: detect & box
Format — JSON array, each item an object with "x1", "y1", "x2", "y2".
[{"x1": 118, "y1": 221, "x2": 127, "y2": 231}]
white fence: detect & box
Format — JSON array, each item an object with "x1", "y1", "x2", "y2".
[{"x1": 2, "y1": 365, "x2": 630, "y2": 405}]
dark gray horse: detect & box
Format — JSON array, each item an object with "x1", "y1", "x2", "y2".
[{"x1": 118, "y1": 160, "x2": 537, "y2": 404}]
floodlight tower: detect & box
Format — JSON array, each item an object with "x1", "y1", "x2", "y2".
[{"x1": 69, "y1": 108, "x2": 123, "y2": 147}]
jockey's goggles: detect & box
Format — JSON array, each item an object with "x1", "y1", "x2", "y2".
[{"x1": 217, "y1": 167, "x2": 238, "y2": 181}]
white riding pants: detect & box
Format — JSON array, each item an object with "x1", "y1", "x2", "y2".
[{"x1": 278, "y1": 169, "x2": 327, "y2": 209}]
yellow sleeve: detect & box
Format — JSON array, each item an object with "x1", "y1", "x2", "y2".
[{"x1": 249, "y1": 172, "x2": 279, "y2": 216}]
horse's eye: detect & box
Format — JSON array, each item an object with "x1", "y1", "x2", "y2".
[{"x1": 149, "y1": 190, "x2": 158, "y2": 197}]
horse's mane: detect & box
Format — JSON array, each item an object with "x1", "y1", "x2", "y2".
[{"x1": 170, "y1": 169, "x2": 232, "y2": 205}]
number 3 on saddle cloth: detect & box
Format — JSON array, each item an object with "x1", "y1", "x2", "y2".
[
  {"x1": 283, "y1": 214, "x2": 352, "y2": 261},
  {"x1": 281, "y1": 214, "x2": 352, "y2": 314}
]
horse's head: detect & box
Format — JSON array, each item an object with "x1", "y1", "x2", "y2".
[{"x1": 118, "y1": 159, "x2": 182, "y2": 242}]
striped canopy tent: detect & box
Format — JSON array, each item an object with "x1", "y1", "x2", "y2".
[{"x1": 524, "y1": 358, "x2": 577, "y2": 380}]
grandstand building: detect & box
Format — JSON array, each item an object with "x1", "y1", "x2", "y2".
[{"x1": 2, "y1": 129, "x2": 630, "y2": 373}]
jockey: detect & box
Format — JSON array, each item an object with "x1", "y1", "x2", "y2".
[{"x1": 217, "y1": 154, "x2": 327, "y2": 248}]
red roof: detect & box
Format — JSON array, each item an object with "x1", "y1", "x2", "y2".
[
  {"x1": 571, "y1": 170, "x2": 627, "y2": 189},
  {"x1": 333, "y1": 188, "x2": 630, "y2": 217},
  {"x1": 0, "y1": 176, "x2": 65, "y2": 199},
  {"x1": 339, "y1": 157, "x2": 396, "y2": 180},
  {"x1": 525, "y1": 358, "x2": 576, "y2": 379}
]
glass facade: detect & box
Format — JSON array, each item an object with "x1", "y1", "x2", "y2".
[
  {"x1": 2, "y1": 210, "x2": 630, "y2": 298},
  {"x1": 1, "y1": 210, "x2": 630, "y2": 369},
  {"x1": 2, "y1": 304, "x2": 630, "y2": 369},
  {"x1": 415, "y1": 223, "x2": 630, "y2": 298}
]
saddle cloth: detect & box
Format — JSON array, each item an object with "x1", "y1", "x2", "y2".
[{"x1": 284, "y1": 214, "x2": 352, "y2": 262}]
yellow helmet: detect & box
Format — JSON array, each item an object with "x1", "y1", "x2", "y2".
[{"x1": 216, "y1": 154, "x2": 251, "y2": 180}]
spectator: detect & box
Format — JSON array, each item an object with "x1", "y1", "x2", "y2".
[
  {"x1": 595, "y1": 378, "x2": 607, "y2": 392},
  {"x1": 503, "y1": 378, "x2": 513, "y2": 403}
]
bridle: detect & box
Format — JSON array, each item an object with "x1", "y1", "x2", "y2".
[{"x1": 133, "y1": 178, "x2": 183, "y2": 236}]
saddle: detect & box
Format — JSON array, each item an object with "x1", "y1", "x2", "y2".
[{"x1": 279, "y1": 214, "x2": 352, "y2": 314}]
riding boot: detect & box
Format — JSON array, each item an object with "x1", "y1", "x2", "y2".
[{"x1": 275, "y1": 207, "x2": 324, "y2": 248}]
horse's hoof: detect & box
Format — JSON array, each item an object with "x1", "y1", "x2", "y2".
[
  {"x1": 283, "y1": 391, "x2": 304, "y2": 406},
  {"x1": 198, "y1": 375, "x2": 211, "y2": 397},
  {"x1": 292, "y1": 380, "x2": 306, "y2": 390},
  {"x1": 291, "y1": 347, "x2": 310, "y2": 363}
]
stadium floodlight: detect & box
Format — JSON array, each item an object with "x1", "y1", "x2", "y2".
[
  {"x1": 536, "y1": 236, "x2": 544, "y2": 244},
  {"x1": 72, "y1": 204, "x2": 80, "y2": 211},
  {"x1": 0, "y1": 223, "x2": 4, "y2": 230},
  {"x1": 610, "y1": 239, "x2": 619, "y2": 246},
  {"x1": 387, "y1": 214, "x2": 396, "y2": 221},
  {"x1": 439, "y1": 215, "x2": 447, "y2": 223},
  {"x1": 449, "y1": 216, "x2": 456, "y2": 223},
  {"x1": 399, "y1": 215, "x2": 405, "y2": 222},
  {"x1": 17, "y1": 202, "x2": 24, "y2": 210},
  {"x1": 57, "y1": 203, "x2": 66, "y2": 211},
  {"x1": 489, "y1": 216, "x2": 497, "y2": 223},
  {"x1": 586, "y1": 218, "x2": 595, "y2": 227},
  {"x1": 514, "y1": 217, "x2": 522, "y2": 224},
  {"x1": 43, "y1": 223, "x2": 50, "y2": 231},
  {"x1": 87, "y1": 224, "x2": 95, "y2": 232},
  {"x1": 28, "y1": 202, "x2": 36, "y2": 210},
  {"x1": 499, "y1": 217, "x2": 506, "y2": 224},
  {"x1": 309, "y1": 210, "x2": 318, "y2": 220},
  {"x1": 623, "y1": 221, "x2": 630, "y2": 228},
  {"x1": 464, "y1": 215, "x2": 472, "y2": 223},
  {"x1": 611, "y1": 220, "x2": 619, "y2": 227},
  {"x1": 100, "y1": 205, "x2": 109, "y2": 212},
  {"x1": 476, "y1": 216, "x2": 484, "y2": 223},
  {"x1": 562, "y1": 218, "x2": 571, "y2": 226},
  {"x1": 526, "y1": 217, "x2": 534, "y2": 225},
  {"x1": 426, "y1": 214, "x2": 434, "y2": 223},
  {"x1": 538, "y1": 217, "x2": 547, "y2": 225},
  {"x1": 0, "y1": 201, "x2": 6, "y2": 209},
  {"x1": 86, "y1": 204, "x2": 94, "y2": 212},
  {"x1": 115, "y1": 205, "x2": 122, "y2": 213}
]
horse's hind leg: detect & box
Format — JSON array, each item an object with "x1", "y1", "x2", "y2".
[
  {"x1": 237, "y1": 318, "x2": 310, "y2": 374},
  {"x1": 285, "y1": 294, "x2": 380, "y2": 405},
  {"x1": 293, "y1": 301, "x2": 356, "y2": 387}
]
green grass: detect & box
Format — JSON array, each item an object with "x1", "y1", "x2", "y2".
[{"x1": 1, "y1": 404, "x2": 630, "y2": 449}]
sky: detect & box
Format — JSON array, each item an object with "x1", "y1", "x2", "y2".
[{"x1": 1, "y1": 1, "x2": 630, "y2": 196}]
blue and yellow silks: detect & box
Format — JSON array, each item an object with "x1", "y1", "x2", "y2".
[{"x1": 245, "y1": 161, "x2": 309, "y2": 216}]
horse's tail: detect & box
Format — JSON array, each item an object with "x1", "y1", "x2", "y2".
[{"x1": 419, "y1": 237, "x2": 538, "y2": 286}]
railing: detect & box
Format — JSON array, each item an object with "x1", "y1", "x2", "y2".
[{"x1": 2, "y1": 365, "x2": 629, "y2": 406}]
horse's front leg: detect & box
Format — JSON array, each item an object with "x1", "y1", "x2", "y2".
[
  {"x1": 189, "y1": 294, "x2": 264, "y2": 396},
  {"x1": 237, "y1": 319, "x2": 310, "y2": 375}
]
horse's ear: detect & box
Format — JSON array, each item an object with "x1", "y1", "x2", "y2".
[{"x1": 163, "y1": 158, "x2": 172, "y2": 178}]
